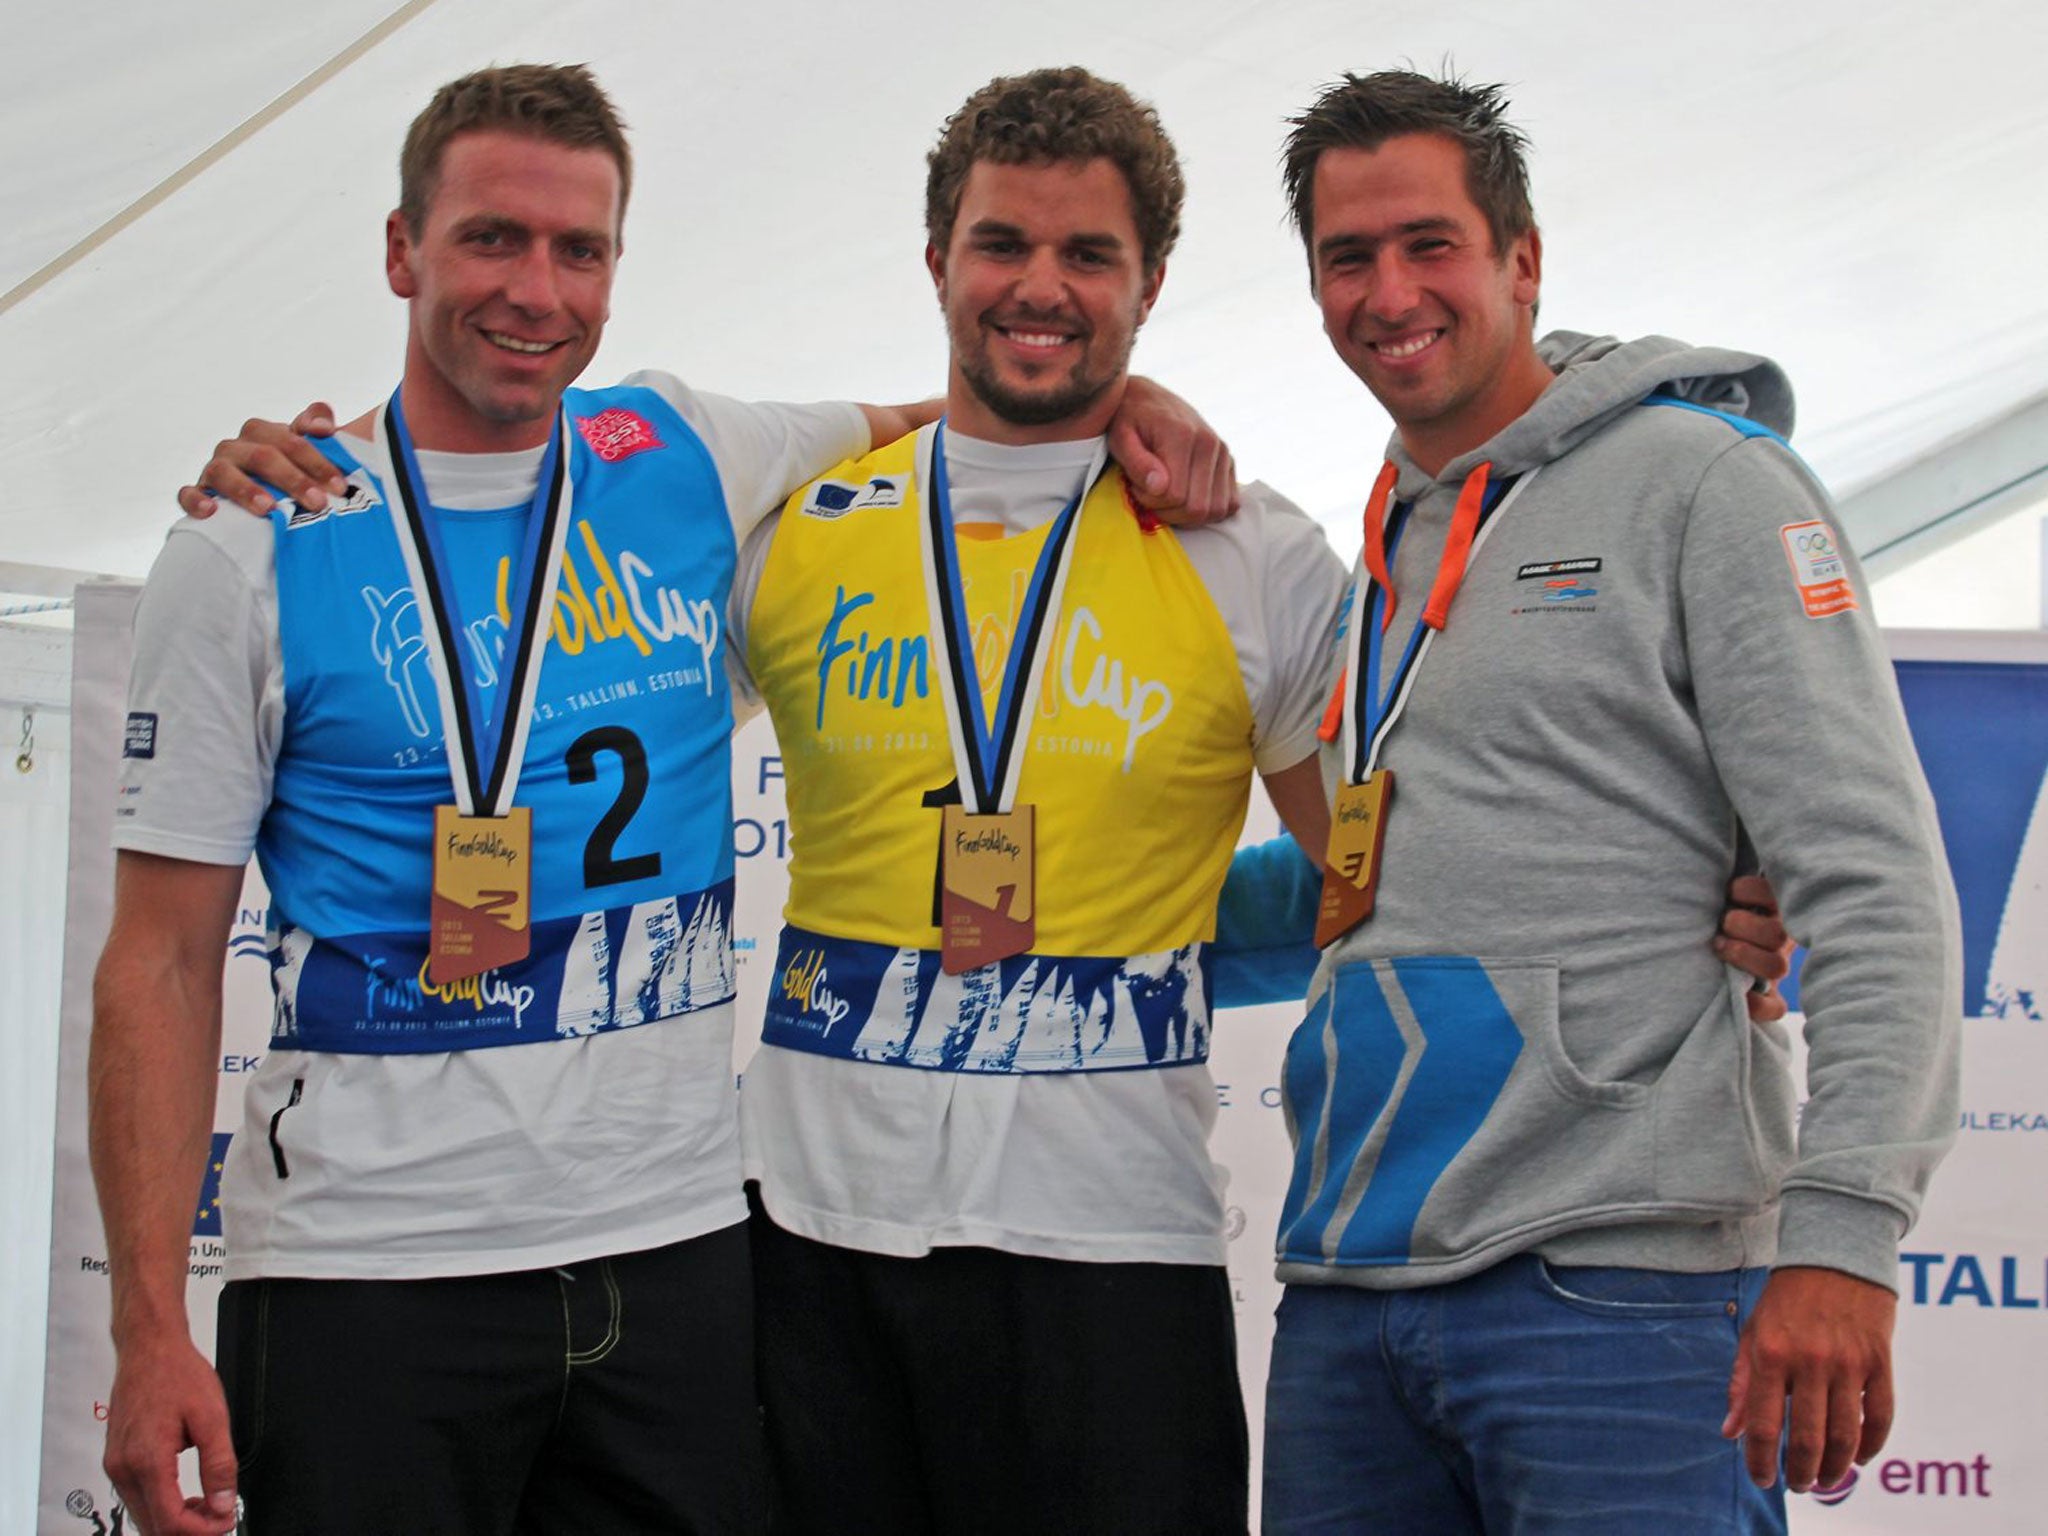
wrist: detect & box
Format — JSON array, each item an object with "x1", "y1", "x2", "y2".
[{"x1": 109, "y1": 1286, "x2": 194, "y2": 1351}]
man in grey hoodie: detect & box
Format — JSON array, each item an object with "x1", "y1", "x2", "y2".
[{"x1": 1258, "y1": 71, "x2": 1961, "y2": 1533}]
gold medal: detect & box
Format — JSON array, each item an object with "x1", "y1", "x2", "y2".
[
  {"x1": 430, "y1": 805, "x2": 532, "y2": 983},
  {"x1": 939, "y1": 804, "x2": 1035, "y2": 974},
  {"x1": 1316, "y1": 771, "x2": 1392, "y2": 947}
]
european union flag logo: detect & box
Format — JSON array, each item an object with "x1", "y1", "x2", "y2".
[{"x1": 193, "y1": 1132, "x2": 231, "y2": 1236}]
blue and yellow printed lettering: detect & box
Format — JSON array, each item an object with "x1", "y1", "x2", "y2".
[{"x1": 262, "y1": 382, "x2": 741, "y2": 1054}]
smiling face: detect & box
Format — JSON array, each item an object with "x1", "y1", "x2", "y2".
[
  {"x1": 386, "y1": 128, "x2": 621, "y2": 452},
  {"x1": 1309, "y1": 133, "x2": 1551, "y2": 474},
  {"x1": 927, "y1": 156, "x2": 1163, "y2": 444}
]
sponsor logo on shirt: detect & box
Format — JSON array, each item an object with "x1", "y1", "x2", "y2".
[
  {"x1": 800, "y1": 475, "x2": 907, "y2": 519},
  {"x1": 811, "y1": 593, "x2": 1170, "y2": 769},
  {"x1": 1509, "y1": 576, "x2": 1599, "y2": 616},
  {"x1": 123, "y1": 712, "x2": 157, "y2": 759},
  {"x1": 1780, "y1": 519, "x2": 1859, "y2": 618},
  {"x1": 1516, "y1": 556, "x2": 1602, "y2": 580},
  {"x1": 781, "y1": 947, "x2": 851, "y2": 1029},
  {"x1": 576, "y1": 407, "x2": 665, "y2": 463},
  {"x1": 284, "y1": 469, "x2": 379, "y2": 528}
]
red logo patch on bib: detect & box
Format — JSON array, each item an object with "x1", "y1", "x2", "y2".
[{"x1": 576, "y1": 408, "x2": 665, "y2": 464}]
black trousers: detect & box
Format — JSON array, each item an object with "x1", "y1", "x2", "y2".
[
  {"x1": 216, "y1": 1223, "x2": 768, "y2": 1535},
  {"x1": 748, "y1": 1188, "x2": 1249, "y2": 1536}
]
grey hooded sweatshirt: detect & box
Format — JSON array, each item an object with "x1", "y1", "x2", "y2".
[{"x1": 1277, "y1": 333, "x2": 1961, "y2": 1292}]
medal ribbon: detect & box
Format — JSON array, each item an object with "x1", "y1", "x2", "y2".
[
  {"x1": 918, "y1": 420, "x2": 1103, "y2": 814},
  {"x1": 380, "y1": 389, "x2": 574, "y2": 816},
  {"x1": 1338, "y1": 460, "x2": 1537, "y2": 784}
]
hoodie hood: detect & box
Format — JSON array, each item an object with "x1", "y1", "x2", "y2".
[{"x1": 1391, "y1": 331, "x2": 1796, "y2": 494}]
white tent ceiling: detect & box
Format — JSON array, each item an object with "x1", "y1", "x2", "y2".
[{"x1": 5, "y1": 0, "x2": 2047, "y2": 579}]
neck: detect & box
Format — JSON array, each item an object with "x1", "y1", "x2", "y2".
[
  {"x1": 944, "y1": 366, "x2": 1124, "y2": 446},
  {"x1": 397, "y1": 359, "x2": 557, "y2": 453},
  {"x1": 1400, "y1": 341, "x2": 1556, "y2": 478}
]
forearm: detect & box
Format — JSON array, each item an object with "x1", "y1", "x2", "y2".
[
  {"x1": 88, "y1": 860, "x2": 240, "y2": 1346},
  {"x1": 1212, "y1": 834, "x2": 1323, "y2": 1008}
]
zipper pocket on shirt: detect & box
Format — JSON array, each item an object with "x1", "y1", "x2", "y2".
[{"x1": 268, "y1": 1078, "x2": 304, "y2": 1179}]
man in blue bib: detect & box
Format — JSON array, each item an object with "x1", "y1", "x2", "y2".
[{"x1": 88, "y1": 64, "x2": 938, "y2": 1536}]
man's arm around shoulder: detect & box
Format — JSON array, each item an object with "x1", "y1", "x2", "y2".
[{"x1": 90, "y1": 851, "x2": 248, "y2": 1536}]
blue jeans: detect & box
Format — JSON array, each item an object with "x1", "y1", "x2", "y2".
[{"x1": 1263, "y1": 1255, "x2": 1786, "y2": 1534}]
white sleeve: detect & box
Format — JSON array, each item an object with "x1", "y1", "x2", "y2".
[
  {"x1": 723, "y1": 509, "x2": 784, "y2": 717},
  {"x1": 1240, "y1": 482, "x2": 1347, "y2": 774},
  {"x1": 112, "y1": 518, "x2": 284, "y2": 866},
  {"x1": 624, "y1": 370, "x2": 868, "y2": 544}
]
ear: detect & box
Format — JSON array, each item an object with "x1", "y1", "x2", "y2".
[
  {"x1": 1136, "y1": 258, "x2": 1167, "y2": 327},
  {"x1": 925, "y1": 239, "x2": 946, "y2": 302},
  {"x1": 386, "y1": 210, "x2": 418, "y2": 299},
  {"x1": 1510, "y1": 226, "x2": 1542, "y2": 311}
]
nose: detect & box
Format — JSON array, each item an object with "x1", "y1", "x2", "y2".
[
  {"x1": 1012, "y1": 245, "x2": 1068, "y2": 312},
  {"x1": 502, "y1": 244, "x2": 560, "y2": 315},
  {"x1": 1364, "y1": 250, "x2": 1421, "y2": 322}
]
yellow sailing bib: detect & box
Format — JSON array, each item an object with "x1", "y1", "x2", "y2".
[{"x1": 746, "y1": 426, "x2": 1254, "y2": 1071}]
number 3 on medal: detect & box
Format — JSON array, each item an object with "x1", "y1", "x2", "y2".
[{"x1": 567, "y1": 725, "x2": 662, "y2": 888}]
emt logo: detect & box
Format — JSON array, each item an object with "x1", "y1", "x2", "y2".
[{"x1": 1806, "y1": 1453, "x2": 1994, "y2": 1505}]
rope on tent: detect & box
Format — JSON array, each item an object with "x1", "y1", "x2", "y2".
[
  {"x1": 1, "y1": 598, "x2": 73, "y2": 619},
  {"x1": 0, "y1": 0, "x2": 442, "y2": 318}
]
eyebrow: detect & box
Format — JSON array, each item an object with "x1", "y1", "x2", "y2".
[
  {"x1": 457, "y1": 213, "x2": 614, "y2": 251},
  {"x1": 1315, "y1": 216, "x2": 1460, "y2": 260},
  {"x1": 966, "y1": 217, "x2": 1126, "y2": 251}
]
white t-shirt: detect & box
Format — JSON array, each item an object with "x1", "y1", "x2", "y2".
[
  {"x1": 729, "y1": 431, "x2": 1347, "y2": 1265},
  {"x1": 113, "y1": 371, "x2": 866, "y2": 1281}
]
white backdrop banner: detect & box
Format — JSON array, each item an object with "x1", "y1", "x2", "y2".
[{"x1": 39, "y1": 600, "x2": 2046, "y2": 1531}]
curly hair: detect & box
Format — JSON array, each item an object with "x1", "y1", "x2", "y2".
[
  {"x1": 399, "y1": 63, "x2": 631, "y2": 234},
  {"x1": 925, "y1": 66, "x2": 1183, "y2": 274},
  {"x1": 1281, "y1": 69, "x2": 1533, "y2": 260}
]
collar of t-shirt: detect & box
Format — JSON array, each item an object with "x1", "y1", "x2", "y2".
[
  {"x1": 327, "y1": 426, "x2": 1101, "y2": 525},
  {"x1": 336, "y1": 430, "x2": 545, "y2": 514},
  {"x1": 941, "y1": 431, "x2": 1101, "y2": 538}
]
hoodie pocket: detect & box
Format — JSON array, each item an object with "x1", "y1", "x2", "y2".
[{"x1": 1280, "y1": 954, "x2": 1650, "y2": 1268}]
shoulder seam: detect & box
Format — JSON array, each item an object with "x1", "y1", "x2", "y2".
[{"x1": 1641, "y1": 392, "x2": 1790, "y2": 450}]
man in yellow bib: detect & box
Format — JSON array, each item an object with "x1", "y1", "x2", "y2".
[{"x1": 728, "y1": 68, "x2": 1344, "y2": 1534}]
